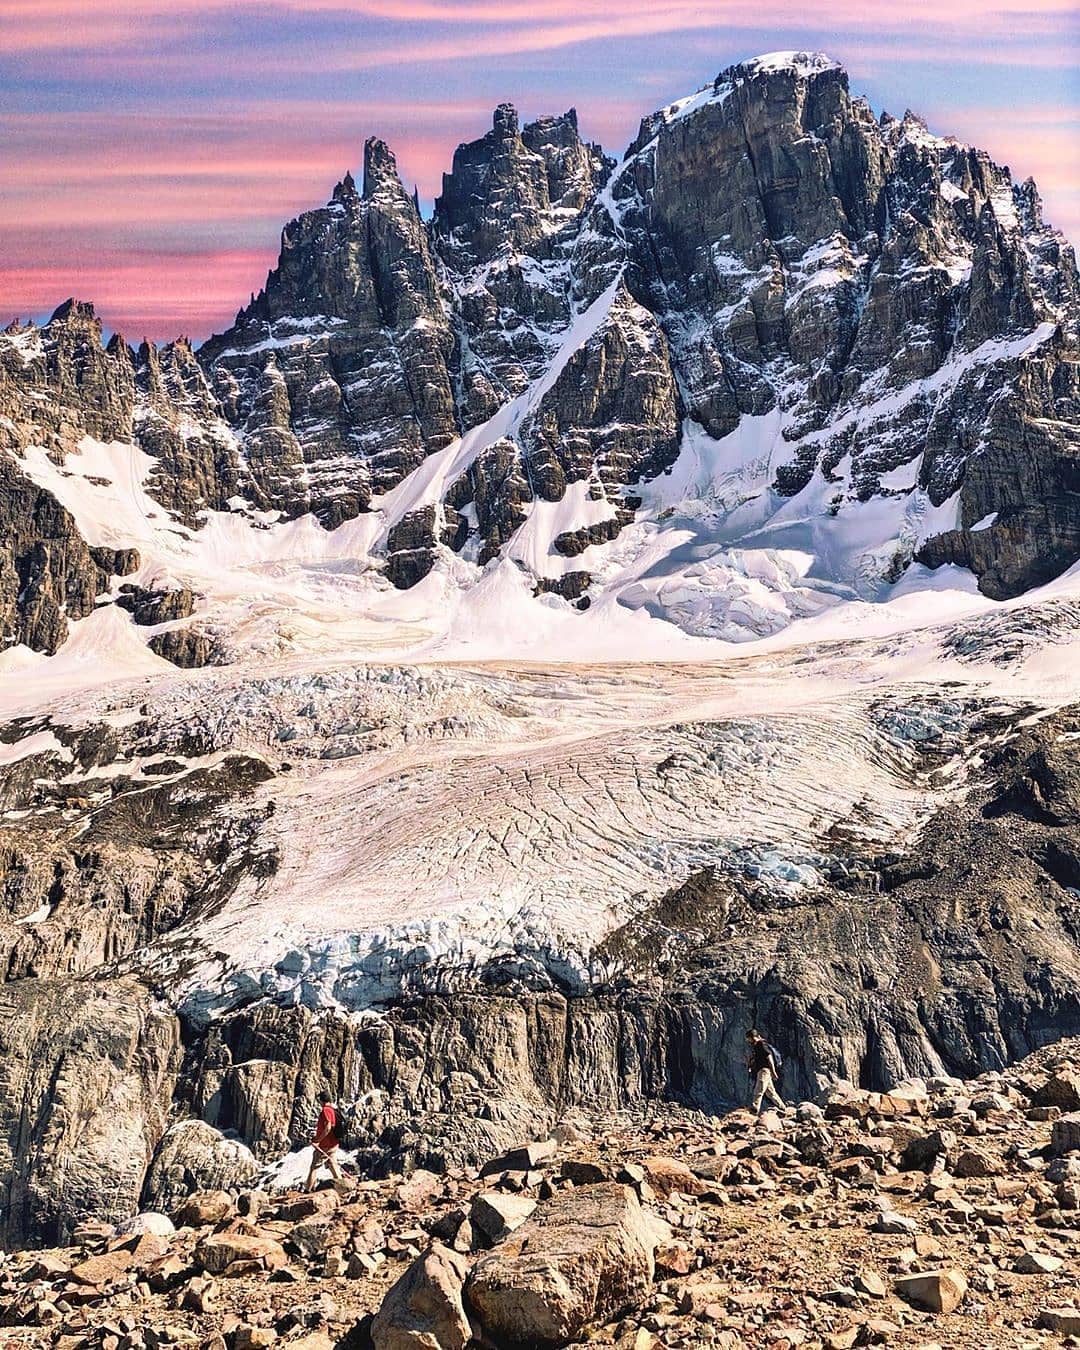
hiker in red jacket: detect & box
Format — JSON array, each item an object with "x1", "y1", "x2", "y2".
[{"x1": 305, "y1": 1091, "x2": 344, "y2": 1191}]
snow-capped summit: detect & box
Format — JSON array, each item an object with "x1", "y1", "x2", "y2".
[{"x1": 741, "y1": 50, "x2": 842, "y2": 76}]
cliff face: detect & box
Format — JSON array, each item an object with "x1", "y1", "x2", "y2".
[{"x1": 2, "y1": 650, "x2": 1080, "y2": 1246}]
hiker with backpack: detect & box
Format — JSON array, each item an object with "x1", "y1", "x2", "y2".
[
  {"x1": 746, "y1": 1028, "x2": 784, "y2": 1115},
  {"x1": 305, "y1": 1091, "x2": 345, "y2": 1191}
]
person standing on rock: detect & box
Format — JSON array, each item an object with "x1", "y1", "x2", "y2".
[
  {"x1": 746, "y1": 1029, "x2": 784, "y2": 1115},
  {"x1": 306, "y1": 1091, "x2": 344, "y2": 1191}
]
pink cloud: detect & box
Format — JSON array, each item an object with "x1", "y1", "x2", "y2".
[
  {"x1": 0, "y1": 251, "x2": 276, "y2": 339},
  {"x1": 3, "y1": 0, "x2": 1076, "y2": 59}
]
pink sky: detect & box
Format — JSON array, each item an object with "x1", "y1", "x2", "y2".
[{"x1": 1, "y1": 1, "x2": 1076, "y2": 340}]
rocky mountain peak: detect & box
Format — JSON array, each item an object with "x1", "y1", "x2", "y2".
[
  {"x1": 2, "y1": 53, "x2": 1078, "y2": 652},
  {"x1": 105, "y1": 331, "x2": 133, "y2": 362},
  {"x1": 433, "y1": 99, "x2": 609, "y2": 270},
  {"x1": 362, "y1": 135, "x2": 405, "y2": 202},
  {"x1": 492, "y1": 101, "x2": 520, "y2": 138},
  {"x1": 48, "y1": 297, "x2": 99, "y2": 326},
  {"x1": 739, "y1": 49, "x2": 843, "y2": 78},
  {"x1": 331, "y1": 168, "x2": 360, "y2": 207}
]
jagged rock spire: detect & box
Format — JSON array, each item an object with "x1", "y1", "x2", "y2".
[{"x1": 363, "y1": 136, "x2": 403, "y2": 200}]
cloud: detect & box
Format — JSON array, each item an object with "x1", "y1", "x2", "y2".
[
  {"x1": 3, "y1": 0, "x2": 1076, "y2": 62},
  {"x1": 0, "y1": 249, "x2": 276, "y2": 338}
]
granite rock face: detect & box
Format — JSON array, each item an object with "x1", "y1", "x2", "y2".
[
  {"x1": 916, "y1": 327, "x2": 1080, "y2": 596},
  {"x1": 600, "y1": 57, "x2": 1078, "y2": 601},
  {"x1": 433, "y1": 105, "x2": 613, "y2": 427},
  {"x1": 0, "y1": 451, "x2": 111, "y2": 654},
  {"x1": 134, "y1": 337, "x2": 241, "y2": 525},
  {"x1": 0, "y1": 977, "x2": 180, "y2": 1248},
  {"x1": 518, "y1": 280, "x2": 679, "y2": 502},
  {"x1": 200, "y1": 139, "x2": 458, "y2": 525}
]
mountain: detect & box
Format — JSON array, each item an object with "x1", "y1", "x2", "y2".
[
  {"x1": 1, "y1": 53, "x2": 1080, "y2": 1255},
  {"x1": 2, "y1": 51, "x2": 1078, "y2": 663}
]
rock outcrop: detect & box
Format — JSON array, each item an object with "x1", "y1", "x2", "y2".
[
  {"x1": 433, "y1": 104, "x2": 612, "y2": 427},
  {"x1": 0, "y1": 977, "x2": 179, "y2": 1248},
  {"x1": 0, "y1": 720, "x2": 275, "y2": 987},
  {"x1": 0, "y1": 451, "x2": 112, "y2": 654}
]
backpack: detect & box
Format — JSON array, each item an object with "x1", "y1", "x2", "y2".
[
  {"x1": 335, "y1": 1101, "x2": 361, "y2": 1151},
  {"x1": 767, "y1": 1043, "x2": 784, "y2": 1079}
]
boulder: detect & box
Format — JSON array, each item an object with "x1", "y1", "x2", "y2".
[
  {"x1": 894, "y1": 1268, "x2": 968, "y2": 1314},
  {"x1": 371, "y1": 1243, "x2": 472, "y2": 1350},
  {"x1": 69, "y1": 1248, "x2": 138, "y2": 1288},
  {"x1": 69, "y1": 1230, "x2": 166, "y2": 1285},
  {"x1": 233, "y1": 1328, "x2": 277, "y2": 1350},
  {"x1": 172, "y1": 1190, "x2": 236, "y2": 1229},
  {"x1": 194, "y1": 1232, "x2": 287, "y2": 1276},
  {"x1": 288, "y1": 1214, "x2": 349, "y2": 1259},
  {"x1": 639, "y1": 1155, "x2": 705, "y2": 1199},
  {"x1": 470, "y1": 1193, "x2": 537, "y2": 1245},
  {"x1": 236, "y1": 1190, "x2": 268, "y2": 1219},
  {"x1": 397, "y1": 1169, "x2": 443, "y2": 1212},
  {"x1": 1038, "y1": 1309, "x2": 1080, "y2": 1335},
  {"x1": 465, "y1": 1183, "x2": 655, "y2": 1346},
  {"x1": 560, "y1": 1159, "x2": 610, "y2": 1184},
  {"x1": 953, "y1": 1147, "x2": 1001, "y2": 1179},
  {"x1": 276, "y1": 1189, "x2": 340, "y2": 1222},
  {"x1": 181, "y1": 1274, "x2": 218, "y2": 1314},
  {"x1": 284, "y1": 1336, "x2": 334, "y2": 1350},
  {"x1": 1033, "y1": 1070, "x2": 1080, "y2": 1111},
  {"x1": 854, "y1": 1268, "x2": 887, "y2": 1299},
  {"x1": 143, "y1": 1120, "x2": 259, "y2": 1213},
  {"x1": 899, "y1": 1128, "x2": 956, "y2": 1172},
  {"x1": 121, "y1": 1211, "x2": 176, "y2": 1237},
  {"x1": 480, "y1": 1141, "x2": 557, "y2": 1177},
  {"x1": 1051, "y1": 1113, "x2": 1080, "y2": 1155},
  {"x1": 1014, "y1": 1252, "x2": 1064, "y2": 1275}
]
